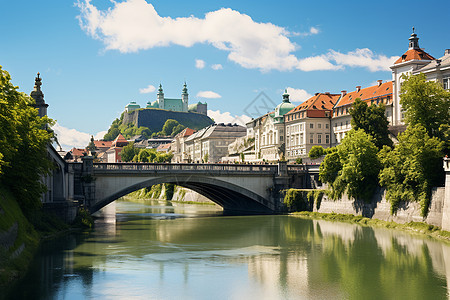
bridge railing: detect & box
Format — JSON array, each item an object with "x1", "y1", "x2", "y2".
[{"x1": 92, "y1": 162, "x2": 279, "y2": 174}]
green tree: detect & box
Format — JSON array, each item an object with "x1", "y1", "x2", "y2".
[
  {"x1": 120, "y1": 142, "x2": 138, "y2": 162},
  {"x1": 160, "y1": 119, "x2": 179, "y2": 136},
  {"x1": 400, "y1": 73, "x2": 450, "y2": 139},
  {"x1": 0, "y1": 66, "x2": 54, "y2": 217},
  {"x1": 378, "y1": 124, "x2": 444, "y2": 216},
  {"x1": 349, "y1": 98, "x2": 392, "y2": 149},
  {"x1": 204, "y1": 153, "x2": 209, "y2": 163},
  {"x1": 319, "y1": 129, "x2": 380, "y2": 201},
  {"x1": 308, "y1": 145, "x2": 325, "y2": 159},
  {"x1": 319, "y1": 150, "x2": 341, "y2": 184},
  {"x1": 171, "y1": 124, "x2": 186, "y2": 136}
]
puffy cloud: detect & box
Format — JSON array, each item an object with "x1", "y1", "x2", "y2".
[
  {"x1": 207, "y1": 109, "x2": 251, "y2": 126},
  {"x1": 196, "y1": 91, "x2": 222, "y2": 98},
  {"x1": 286, "y1": 87, "x2": 313, "y2": 102},
  {"x1": 327, "y1": 48, "x2": 398, "y2": 72},
  {"x1": 211, "y1": 64, "x2": 223, "y2": 70},
  {"x1": 76, "y1": 0, "x2": 397, "y2": 72},
  {"x1": 195, "y1": 59, "x2": 205, "y2": 69},
  {"x1": 297, "y1": 55, "x2": 341, "y2": 71},
  {"x1": 139, "y1": 84, "x2": 156, "y2": 93},
  {"x1": 52, "y1": 122, "x2": 107, "y2": 150}
]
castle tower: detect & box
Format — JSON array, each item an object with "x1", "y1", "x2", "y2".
[
  {"x1": 157, "y1": 83, "x2": 165, "y2": 109},
  {"x1": 182, "y1": 82, "x2": 189, "y2": 112},
  {"x1": 30, "y1": 72, "x2": 48, "y2": 118}
]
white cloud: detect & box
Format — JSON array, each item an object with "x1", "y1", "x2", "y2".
[
  {"x1": 52, "y1": 122, "x2": 107, "y2": 150},
  {"x1": 211, "y1": 64, "x2": 223, "y2": 70},
  {"x1": 76, "y1": 0, "x2": 397, "y2": 72},
  {"x1": 139, "y1": 84, "x2": 156, "y2": 93},
  {"x1": 195, "y1": 59, "x2": 205, "y2": 69},
  {"x1": 286, "y1": 87, "x2": 313, "y2": 102},
  {"x1": 297, "y1": 55, "x2": 341, "y2": 71},
  {"x1": 293, "y1": 26, "x2": 320, "y2": 37},
  {"x1": 196, "y1": 91, "x2": 222, "y2": 99},
  {"x1": 207, "y1": 109, "x2": 251, "y2": 126},
  {"x1": 327, "y1": 48, "x2": 398, "y2": 72},
  {"x1": 309, "y1": 26, "x2": 319, "y2": 35}
]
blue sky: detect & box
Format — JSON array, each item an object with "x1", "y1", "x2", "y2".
[{"x1": 1, "y1": 0, "x2": 448, "y2": 149}]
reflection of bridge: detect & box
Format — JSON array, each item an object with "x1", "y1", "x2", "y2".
[{"x1": 69, "y1": 158, "x2": 319, "y2": 214}]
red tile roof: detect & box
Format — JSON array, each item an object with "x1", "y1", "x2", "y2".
[
  {"x1": 176, "y1": 128, "x2": 195, "y2": 138},
  {"x1": 335, "y1": 81, "x2": 392, "y2": 108},
  {"x1": 286, "y1": 93, "x2": 340, "y2": 114},
  {"x1": 70, "y1": 148, "x2": 86, "y2": 157},
  {"x1": 112, "y1": 133, "x2": 128, "y2": 146},
  {"x1": 94, "y1": 140, "x2": 112, "y2": 148},
  {"x1": 394, "y1": 48, "x2": 435, "y2": 64}
]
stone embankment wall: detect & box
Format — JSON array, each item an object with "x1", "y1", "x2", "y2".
[
  {"x1": 171, "y1": 186, "x2": 215, "y2": 204},
  {"x1": 314, "y1": 158, "x2": 450, "y2": 231},
  {"x1": 314, "y1": 187, "x2": 446, "y2": 227}
]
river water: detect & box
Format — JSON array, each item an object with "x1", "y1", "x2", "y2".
[{"x1": 7, "y1": 199, "x2": 450, "y2": 299}]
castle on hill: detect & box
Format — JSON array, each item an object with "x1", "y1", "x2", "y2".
[{"x1": 125, "y1": 82, "x2": 207, "y2": 115}]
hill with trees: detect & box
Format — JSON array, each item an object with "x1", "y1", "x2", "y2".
[{"x1": 103, "y1": 109, "x2": 213, "y2": 141}]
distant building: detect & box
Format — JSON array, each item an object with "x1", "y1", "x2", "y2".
[
  {"x1": 106, "y1": 133, "x2": 129, "y2": 163},
  {"x1": 390, "y1": 28, "x2": 450, "y2": 127},
  {"x1": 125, "y1": 82, "x2": 207, "y2": 115},
  {"x1": 248, "y1": 90, "x2": 295, "y2": 162},
  {"x1": 332, "y1": 82, "x2": 393, "y2": 145},
  {"x1": 171, "y1": 128, "x2": 196, "y2": 163},
  {"x1": 184, "y1": 123, "x2": 246, "y2": 163},
  {"x1": 285, "y1": 92, "x2": 339, "y2": 160},
  {"x1": 188, "y1": 101, "x2": 208, "y2": 115}
]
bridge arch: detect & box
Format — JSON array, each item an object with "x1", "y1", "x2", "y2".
[{"x1": 90, "y1": 175, "x2": 275, "y2": 214}]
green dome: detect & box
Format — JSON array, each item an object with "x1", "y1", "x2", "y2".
[{"x1": 275, "y1": 101, "x2": 295, "y2": 116}]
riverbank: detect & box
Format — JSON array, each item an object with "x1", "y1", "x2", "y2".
[
  {"x1": 0, "y1": 185, "x2": 86, "y2": 296},
  {"x1": 292, "y1": 211, "x2": 450, "y2": 242}
]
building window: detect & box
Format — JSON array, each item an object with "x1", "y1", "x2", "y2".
[
  {"x1": 318, "y1": 123, "x2": 322, "y2": 129},
  {"x1": 310, "y1": 133, "x2": 314, "y2": 144},
  {"x1": 326, "y1": 123, "x2": 329, "y2": 129},
  {"x1": 346, "y1": 120, "x2": 349, "y2": 128},
  {"x1": 444, "y1": 77, "x2": 449, "y2": 90},
  {"x1": 326, "y1": 134, "x2": 330, "y2": 144},
  {"x1": 317, "y1": 134, "x2": 322, "y2": 144},
  {"x1": 310, "y1": 123, "x2": 314, "y2": 129}
]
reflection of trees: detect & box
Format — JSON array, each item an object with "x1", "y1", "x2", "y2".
[
  {"x1": 312, "y1": 220, "x2": 448, "y2": 299},
  {"x1": 10, "y1": 212, "x2": 450, "y2": 299}
]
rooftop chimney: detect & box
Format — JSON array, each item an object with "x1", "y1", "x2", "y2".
[
  {"x1": 315, "y1": 92, "x2": 319, "y2": 96},
  {"x1": 377, "y1": 80, "x2": 383, "y2": 87},
  {"x1": 341, "y1": 90, "x2": 347, "y2": 97},
  {"x1": 445, "y1": 49, "x2": 450, "y2": 55},
  {"x1": 356, "y1": 86, "x2": 361, "y2": 92}
]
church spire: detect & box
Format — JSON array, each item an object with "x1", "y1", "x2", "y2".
[
  {"x1": 158, "y1": 83, "x2": 163, "y2": 95},
  {"x1": 408, "y1": 26, "x2": 420, "y2": 50},
  {"x1": 182, "y1": 81, "x2": 188, "y2": 95},
  {"x1": 282, "y1": 88, "x2": 290, "y2": 102},
  {"x1": 30, "y1": 72, "x2": 48, "y2": 117}
]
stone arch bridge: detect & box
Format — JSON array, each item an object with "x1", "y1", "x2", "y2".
[{"x1": 69, "y1": 158, "x2": 319, "y2": 214}]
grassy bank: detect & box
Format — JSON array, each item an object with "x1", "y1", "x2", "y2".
[{"x1": 292, "y1": 211, "x2": 450, "y2": 242}]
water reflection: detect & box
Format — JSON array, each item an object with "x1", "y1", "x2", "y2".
[{"x1": 7, "y1": 200, "x2": 450, "y2": 299}]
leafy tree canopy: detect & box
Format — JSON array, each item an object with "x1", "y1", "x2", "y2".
[
  {"x1": 349, "y1": 98, "x2": 392, "y2": 149},
  {"x1": 319, "y1": 129, "x2": 380, "y2": 201},
  {"x1": 308, "y1": 145, "x2": 325, "y2": 159},
  {"x1": 0, "y1": 66, "x2": 55, "y2": 217},
  {"x1": 400, "y1": 73, "x2": 450, "y2": 142},
  {"x1": 378, "y1": 124, "x2": 444, "y2": 216}
]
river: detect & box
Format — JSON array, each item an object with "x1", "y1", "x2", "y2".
[{"x1": 7, "y1": 199, "x2": 450, "y2": 299}]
